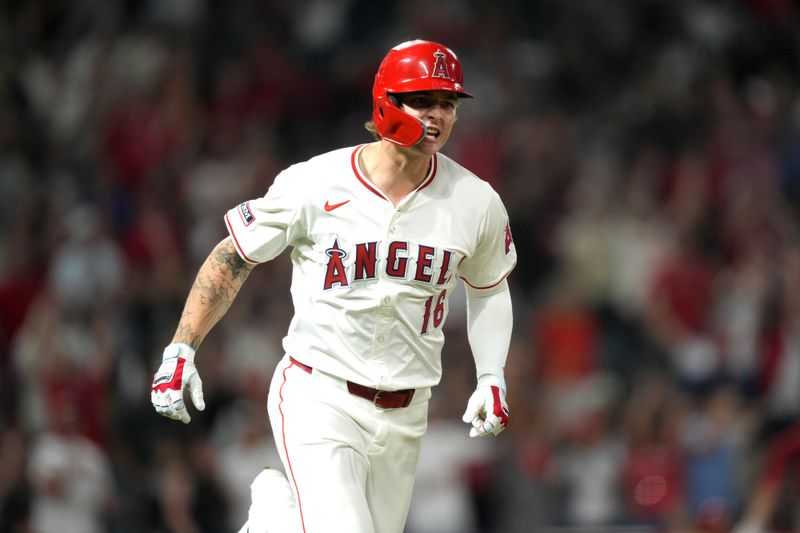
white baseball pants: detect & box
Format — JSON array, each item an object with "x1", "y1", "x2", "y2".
[{"x1": 259, "y1": 354, "x2": 430, "y2": 533}]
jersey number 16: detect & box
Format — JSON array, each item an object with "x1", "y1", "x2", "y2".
[{"x1": 420, "y1": 289, "x2": 447, "y2": 335}]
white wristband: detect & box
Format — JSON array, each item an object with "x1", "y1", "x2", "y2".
[
  {"x1": 163, "y1": 342, "x2": 196, "y2": 363},
  {"x1": 477, "y1": 373, "x2": 506, "y2": 395}
]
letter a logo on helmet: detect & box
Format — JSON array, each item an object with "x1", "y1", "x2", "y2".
[
  {"x1": 372, "y1": 40, "x2": 473, "y2": 147},
  {"x1": 431, "y1": 50, "x2": 451, "y2": 80}
]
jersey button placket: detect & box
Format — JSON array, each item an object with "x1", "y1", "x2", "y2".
[
  {"x1": 373, "y1": 294, "x2": 392, "y2": 375},
  {"x1": 387, "y1": 208, "x2": 400, "y2": 236}
]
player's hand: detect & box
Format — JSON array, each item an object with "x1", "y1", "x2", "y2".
[
  {"x1": 462, "y1": 374, "x2": 509, "y2": 437},
  {"x1": 151, "y1": 343, "x2": 205, "y2": 424}
]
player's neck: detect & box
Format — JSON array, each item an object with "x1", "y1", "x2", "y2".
[{"x1": 360, "y1": 142, "x2": 432, "y2": 206}]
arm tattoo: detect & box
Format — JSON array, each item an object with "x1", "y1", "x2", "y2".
[{"x1": 173, "y1": 238, "x2": 255, "y2": 349}]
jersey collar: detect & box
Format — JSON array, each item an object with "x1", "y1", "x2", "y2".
[{"x1": 350, "y1": 144, "x2": 438, "y2": 201}]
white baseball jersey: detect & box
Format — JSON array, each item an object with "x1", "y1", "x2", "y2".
[{"x1": 225, "y1": 143, "x2": 516, "y2": 390}]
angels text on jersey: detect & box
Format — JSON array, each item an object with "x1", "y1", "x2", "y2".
[{"x1": 322, "y1": 237, "x2": 455, "y2": 290}]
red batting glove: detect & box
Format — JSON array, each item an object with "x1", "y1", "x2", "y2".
[
  {"x1": 151, "y1": 343, "x2": 205, "y2": 424},
  {"x1": 461, "y1": 374, "x2": 509, "y2": 437}
]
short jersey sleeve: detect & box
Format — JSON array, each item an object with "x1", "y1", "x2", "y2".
[
  {"x1": 224, "y1": 169, "x2": 306, "y2": 264},
  {"x1": 458, "y1": 190, "x2": 517, "y2": 289}
]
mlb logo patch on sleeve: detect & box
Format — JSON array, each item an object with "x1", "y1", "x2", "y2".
[{"x1": 238, "y1": 202, "x2": 255, "y2": 226}]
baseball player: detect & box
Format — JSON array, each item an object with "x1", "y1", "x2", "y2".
[{"x1": 151, "y1": 39, "x2": 516, "y2": 533}]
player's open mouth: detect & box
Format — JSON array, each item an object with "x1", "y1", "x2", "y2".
[{"x1": 425, "y1": 128, "x2": 440, "y2": 139}]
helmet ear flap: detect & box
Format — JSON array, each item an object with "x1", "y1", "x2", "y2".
[{"x1": 373, "y1": 95, "x2": 426, "y2": 147}]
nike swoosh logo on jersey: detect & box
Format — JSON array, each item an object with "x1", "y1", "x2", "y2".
[{"x1": 324, "y1": 200, "x2": 350, "y2": 212}]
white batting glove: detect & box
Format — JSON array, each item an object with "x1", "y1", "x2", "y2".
[
  {"x1": 151, "y1": 343, "x2": 205, "y2": 424},
  {"x1": 461, "y1": 374, "x2": 509, "y2": 437}
]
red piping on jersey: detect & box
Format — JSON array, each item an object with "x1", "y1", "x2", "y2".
[
  {"x1": 279, "y1": 360, "x2": 308, "y2": 532},
  {"x1": 459, "y1": 261, "x2": 517, "y2": 290},
  {"x1": 416, "y1": 154, "x2": 438, "y2": 192},
  {"x1": 224, "y1": 213, "x2": 257, "y2": 264},
  {"x1": 351, "y1": 145, "x2": 383, "y2": 199},
  {"x1": 350, "y1": 144, "x2": 438, "y2": 199}
]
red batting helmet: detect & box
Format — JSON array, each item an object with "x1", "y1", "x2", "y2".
[{"x1": 372, "y1": 40, "x2": 473, "y2": 147}]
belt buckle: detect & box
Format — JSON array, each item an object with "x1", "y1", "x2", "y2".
[{"x1": 373, "y1": 390, "x2": 385, "y2": 408}]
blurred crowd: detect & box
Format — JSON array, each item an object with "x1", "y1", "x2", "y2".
[{"x1": 1, "y1": 0, "x2": 800, "y2": 532}]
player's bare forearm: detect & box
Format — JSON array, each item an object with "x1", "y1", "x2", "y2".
[{"x1": 172, "y1": 237, "x2": 255, "y2": 349}]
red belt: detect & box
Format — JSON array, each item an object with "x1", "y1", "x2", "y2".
[{"x1": 290, "y1": 357, "x2": 415, "y2": 409}]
